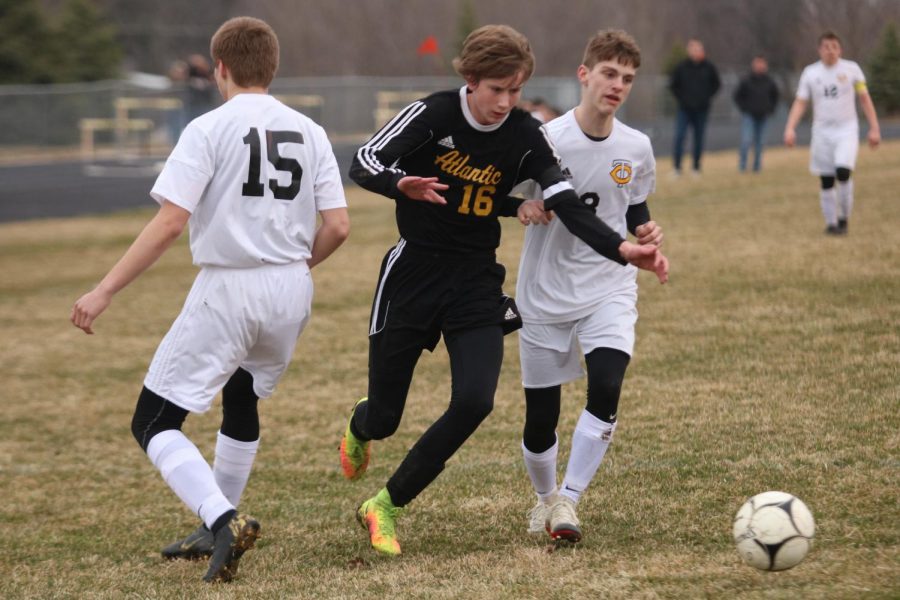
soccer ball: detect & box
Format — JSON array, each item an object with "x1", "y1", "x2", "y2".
[{"x1": 732, "y1": 491, "x2": 815, "y2": 571}]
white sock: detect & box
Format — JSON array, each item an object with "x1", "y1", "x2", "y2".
[
  {"x1": 213, "y1": 432, "x2": 259, "y2": 507},
  {"x1": 819, "y1": 187, "x2": 838, "y2": 226},
  {"x1": 837, "y1": 179, "x2": 854, "y2": 220},
  {"x1": 559, "y1": 411, "x2": 616, "y2": 504},
  {"x1": 146, "y1": 430, "x2": 234, "y2": 530},
  {"x1": 522, "y1": 435, "x2": 558, "y2": 503}
]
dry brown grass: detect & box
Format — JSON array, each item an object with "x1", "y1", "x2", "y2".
[{"x1": 1, "y1": 142, "x2": 898, "y2": 599}]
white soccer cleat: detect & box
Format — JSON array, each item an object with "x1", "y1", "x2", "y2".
[
  {"x1": 548, "y1": 496, "x2": 582, "y2": 543},
  {"x1": 527, "y1": 501, "x2": 551, "y2": 534}
]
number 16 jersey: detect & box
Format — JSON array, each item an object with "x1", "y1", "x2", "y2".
[
  {"x1": 151, "y1": 93, "x2": 346, "y2": 268},
  {"x1": 350, "y1": 86, "x2": 573, "y2": 256}
]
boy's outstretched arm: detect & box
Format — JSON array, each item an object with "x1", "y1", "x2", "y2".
[{"x1": 70, "y1": 201, "x2": 190, "y2": 334}]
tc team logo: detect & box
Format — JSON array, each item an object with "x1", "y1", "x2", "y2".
[{"x1": 609, "y1": 159, "x2": 633, "y2": 187}]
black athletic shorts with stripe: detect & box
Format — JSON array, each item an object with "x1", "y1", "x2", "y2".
[{"x1": 368, "y1": 238, "x2": 521, "y2": 354}]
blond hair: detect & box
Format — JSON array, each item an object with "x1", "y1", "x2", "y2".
[
  {"x1": 582, "y1": 29, "x2": 641, "y2": 69},
  {"x1": 453, "y1": 25, "x2": 535, "y2": 82},
  {"x1": 210, "y1": 17, "x2": 279, "y2": 88}
]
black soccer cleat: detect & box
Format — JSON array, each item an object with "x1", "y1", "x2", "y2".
[
  {"x1": 824, "y1": 224, "x2": 843, "y2": 236},
  {"x1": 202, "y1": 514, "x2": 260, "y2": 583},
  {"x1": 161, "y1": 524, "x2": 214, "y2": 560},
  {"x1": 837, "y1": 218, "x2": 848, "y2": 234}
]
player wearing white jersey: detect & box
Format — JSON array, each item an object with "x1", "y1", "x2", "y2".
[
  {"x1": 784, "y1": 31, "x2": 881, "y2": 235},
  {"x1": 513, "y1": 30, "x2": 665, "y2": 544},
  {"x1": 70, "y1": 17, "x2": 349, "y2": 582}
]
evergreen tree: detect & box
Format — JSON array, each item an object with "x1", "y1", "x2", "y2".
[
  {"x1": 0, "y1": 0, "x2": 54, "y2": 83},
  {"x1": 868, "y1": 22, "x2": 900, "y2": 115},
  {"x1": 662, "y1": 40, "x2": 688, "y2": 76},
  {"x1": 52, "y1": 0, "x2": 121, "y2": 82},
  {"x1": 455, "y1": 0, "x2": 478, "y2": 58}
]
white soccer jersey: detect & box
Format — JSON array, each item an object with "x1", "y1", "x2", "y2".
[
  {"x1": 796, "y1": 59, "x2": 866, "y2": 130},
  {"x1": 516, "y1": 111, "x2": 655, "y2": 324},
  {"x1": 151, "y1": 93, "x2": 346, "y2": 268}
]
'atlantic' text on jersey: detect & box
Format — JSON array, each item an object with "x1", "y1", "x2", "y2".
[{"x1": 350, "y1": 86, "x2": 570, "y2": 255}]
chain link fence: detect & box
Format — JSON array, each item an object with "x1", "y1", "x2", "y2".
[{"x1": 0, "y1": 73, "x2": 780, "y2": 155}]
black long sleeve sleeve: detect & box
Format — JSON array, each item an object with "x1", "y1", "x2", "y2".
[
  {"x1": 547, "y1": 190, "x2": 626, "y2": 265},
  {"x1": 625, "y1": 201, "x2": 651, "y2": 235}
]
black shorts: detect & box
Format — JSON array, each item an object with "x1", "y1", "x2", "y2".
[{"x1": 368, "y1": 239, "x2": 522, "y2": 352}]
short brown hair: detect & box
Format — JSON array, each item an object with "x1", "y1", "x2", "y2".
[
  {"x1": 453, "y1": 25, "x2": 535, "y2": 82},
  {"x1": 210, "y1": 17, "x2": 279, "y2": 88},
  {"x1": 818, "y1": 30, "x2": 842, "y2": 46},
  {"x1": 582, "y1": 29, "x2": 641, "y2": 69}
]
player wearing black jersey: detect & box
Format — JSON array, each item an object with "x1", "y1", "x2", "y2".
[{"x1": 340, "y1": 24, "x2": 668, "y2": 556}]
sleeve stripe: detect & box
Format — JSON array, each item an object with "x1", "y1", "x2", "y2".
[
  {"x1": 538, "y1": 124, "x2": 562, "y2": 163},
  {"x1": 356, "y1": 101, "x2": 427, "y2": 176},
  {"x1": 543, "y1": 181, "x2": 573, "y2": 200}
]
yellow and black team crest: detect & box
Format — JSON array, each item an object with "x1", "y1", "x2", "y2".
[{"x1": 609, "y1": 159, "x2": 632, "y2": 187}]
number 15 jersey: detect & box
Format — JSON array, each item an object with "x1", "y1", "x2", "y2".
[{"x1": 151, "y1": 93, "x2": 346, "y2": 268}]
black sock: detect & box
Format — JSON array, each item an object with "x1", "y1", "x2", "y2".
[
  {"x1": 349, "y1": 414, "x2": 369, "y2": 441},
  {"x1": 211, "y1": 509, "x2": 237, "y2": 535}
]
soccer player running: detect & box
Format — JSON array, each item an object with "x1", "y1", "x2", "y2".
[
  {"x1": 783, "y1": 31, "x2": 881, "y2": 236},
  {"x1": 514, "y1": 30, "x2": 664, "y2": 543},
  {"x1": 70, "y1": 17, "x2": 349, "y2": 582},
  {"x1": 341, "y1": 24, "x2": 668, "y2": 556}
]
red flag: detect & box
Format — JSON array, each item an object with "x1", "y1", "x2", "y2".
[{"x1": 417, "y1": 35, "x2": 439, "y2": 56}]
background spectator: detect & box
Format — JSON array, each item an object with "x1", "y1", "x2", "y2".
[
  {"x1": 668, "y1": 39, "x2": 720, "y2": 175},
  {"x1": 733, "y1": 55, "x2": 779, "y2": 172}
]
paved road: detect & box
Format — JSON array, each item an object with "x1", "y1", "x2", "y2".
[
  {"x1": 2, "y1": 119, "x2": 895, "y2": 223},
  {"x1": 0, "y1": 144, "x2": 361, "y2": 222}
]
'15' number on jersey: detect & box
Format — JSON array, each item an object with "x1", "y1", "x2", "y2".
[{"x1": 242, "y1": 128, "x2": 304, "y2": 200}]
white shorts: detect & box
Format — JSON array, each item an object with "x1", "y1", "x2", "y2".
[
  {"x1": 144, "y1": 261, "x2": 313, "y2": 413},
  {"x1": 809, "y1": 125, "x2": 859, "y2": 175},
  {"x1": 519, "y1": 292, "x2": 637, "y2": 389}
]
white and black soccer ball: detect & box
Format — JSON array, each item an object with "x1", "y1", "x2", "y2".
[{"x1": 733, "y1": 491, "x2": 816, "y2": 571}]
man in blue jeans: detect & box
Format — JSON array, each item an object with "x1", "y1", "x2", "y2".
[
  {"x1": 733, "y1": 56, "x2": 779, "y2": 172},
  {"x1": 668, "y1": 39, "x2": 720, "y2": 176}
]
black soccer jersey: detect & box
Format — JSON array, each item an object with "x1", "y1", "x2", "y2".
[{"x1": 350, "y1": 86, "x2": 625, "y2": 261}]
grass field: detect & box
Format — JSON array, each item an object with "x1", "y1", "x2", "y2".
[{"x1": 2, "y1": 142, "x2": 898, "y2": 599}]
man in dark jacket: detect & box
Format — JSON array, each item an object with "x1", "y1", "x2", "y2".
[
  {"x1": 668, "y1": 39, "x2": 720, "y2": 175},
  {"x1": 733, "y1": 56, "x2": 780, "y2": 172}
]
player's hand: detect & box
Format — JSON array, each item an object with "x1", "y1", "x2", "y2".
[
  {"x1": 783, "y1": 128, "x2": 796, "y2": 148},
  {"x1": 618, "y1": 241, "x2": 669, "y2": 284},
  {"x1": 517, "y1": 199, "x2": 553, "y2": 225},
  {"x1": 398, "y1": 176, "x2": 449, "y2": 205},
  {"x1": 71, "y1": 288, "x2": 113, "y2": 334},
  {"x1": 868, "y1": 129, "x2": 881, "y2": 149},
  {"x1": 635, "y1": 220, "x2": 663, "y2": 246}
]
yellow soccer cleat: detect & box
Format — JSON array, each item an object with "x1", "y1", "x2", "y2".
[
  {"x1": 340, "y1": 398, "x2": 371, "y2": 480},
  {"x1": 356, "y1": 488, "x2": 402, "y2": 556}
]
